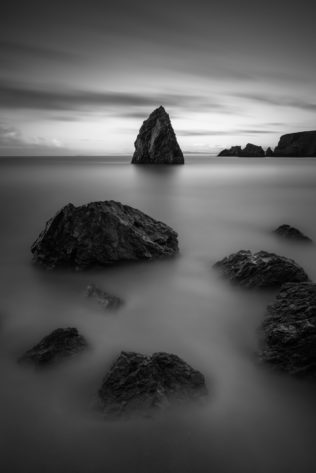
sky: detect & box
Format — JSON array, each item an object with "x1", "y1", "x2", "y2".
[{"x1": 0, "y1": 0, "x2": 316, "y2": 156}]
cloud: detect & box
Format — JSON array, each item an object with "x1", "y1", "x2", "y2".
[
  {"x1": 234, "y1": 92, "x2": 316, "y2": 112},
  {"x1": 178, "y1": 128, "x2": 278, "y2": 137},
  {"x1": 0, "y1": 40, "x2": 78, "y2": 65}
]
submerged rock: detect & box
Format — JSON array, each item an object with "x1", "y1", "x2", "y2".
[
  {"x1": 85, "y1": 284, "x2": 123, "y2": 310},
  {"x1": 131, "y1": 106, "x2": 184, "y2": 164},
  {"x1": 273, "y1": 131, "x2": 316, "y2": 157},
  {"x1": 214, "y1": 250, "x2": 309, "y2": 288},
  {"x1": 218, "y1": 143, "x2": 265, "y2": 157},
  {"x1": 274, "y1": 224, "x2": 312, "y2": 242},
  {"x1": 31, "y1": 200, "x2": 179, "y2": 269},
  {"x1": 19, "y1": 327, "x2": 87, "y2": 366},
  {"x1": 98, "y1": 351, "x2": 207, "y2": 416},
  {"x1": 260, "y1": 283, "x2": 316, "y2": 377}
]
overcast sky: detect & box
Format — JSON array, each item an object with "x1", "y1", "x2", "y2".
[{"x1": 1, "y1": 0, "x2": 316, "y2": 155}]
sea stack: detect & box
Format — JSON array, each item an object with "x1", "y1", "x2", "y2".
[{"x1": 131, "y1": 106, "x2": 184, "y2": 164}]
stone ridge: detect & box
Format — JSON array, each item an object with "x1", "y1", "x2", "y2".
[{"x1": 131, "y1": 106, "x2": 184, "y2": 164}]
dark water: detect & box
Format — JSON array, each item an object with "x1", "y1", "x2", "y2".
[{"x1": 1, "y1": 156, "x2": 316, "y2": 473}]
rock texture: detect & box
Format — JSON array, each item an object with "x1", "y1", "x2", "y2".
[
  {"x1": 98, "y1": 351, "x2": 207, "y2": 416},
  {"x1": 214, "y1": 250, "x2": 309, "y2": 288},
  {"x1": 260, "y1": 283, "x2": 316, "y2": 377},
  {"x1": 85, "y1": 284, "x2": 123, "y2": 310},
  {"x1": 19, "y1": 327, "x2": 87, "y2": 366},
  {"x1": 131, "y1": 106, "x2": 184, "y2": 164},
  {"x1": 218, "y1": 143, "x2": 265, "y2": 157},
  {"x1": 274, "y1": 224, "x2": 312, "y2": 242},
  {"x1": 31, "y1": 200, "x2": 179, "y2": 269},
  {"x1": 273, "y1": 131, "x2": 316, "y2": 157}
]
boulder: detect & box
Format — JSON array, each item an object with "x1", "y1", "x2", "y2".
[
  {"x1": 266, "y1": 147, "x2": 274, "y2": 157},
  {"x1": 273, "y1": 131, "x2": 316, "y2": 157},
  {"x1": 98, "y1": 351, "x2": 207, "y2": 416},
  {"x1": 31, "y1": 200, "x2": 179, "y2": 269},
  {"x1": 131, "y1": 106, "x2": 184, "y2": 164},
  {"x1": 218, "y1": 143, "x2": 265, "y2": 157},
  {"x1": 85, "y1": 283, "x2": 123, "y2": 310},
  {"x1": 214, "y1": 250, "x2": 309, "y2": 288},
  {"x1": 19, "y1": 327, "x2": 87, "y2": 366},
  {"x1": 274, "y1": 224, "x2": 312, "y2": 242},
  {"x1": 260, "y1": 283, "x2": 316, "y2": 377}
]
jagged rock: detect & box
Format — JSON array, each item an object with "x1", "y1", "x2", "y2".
[
  {"x1": 260, "y1": 283, "x2": 316, "y2": 377},
  {"x1": 31, "y1": 200, "x2": 179, "y2": 269},
  {"x1": 273, "y1": 131, "x2": 316, "y2": 157},
  {"x1": 98, "y1": 351, "x2": 207, "y2": 417},
  {"x1": 85, "y1": 284, "x2": 123, "y2": 310},
  {"x1": 218, "y1": 143, "x2": 265, "y2": 157},
  {"x1": 274, "y1": 224, "x2": 312, "y2": 242},
  {"x1": 131, "y1": 106, "x2": 184, "y2": 164},
  {"x1": 218, "y1": 146, "x2": 242, "y2": 157},
  {"x1": 266, "y1": 147, "x2": 274, "y2": 157},
  {"x1": 19, "y1": 327, "x2": 87, "y2": 366},
  {"x1": 214, "y1": 250, "x2": 309, "y2": 288}
]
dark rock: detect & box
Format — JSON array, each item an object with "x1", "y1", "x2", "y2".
[
  {"x1": 260, "y1": 283, "x2": 316, "y2": 377},
  {"x1": 98, "y1": 351, "x2": 207, "y2": 416},
  {"x1": 218, "y1": 146, "x2": 242, "y2": 157},
  {"x1": 266, "y1": 147, "x2": 274, "y2": 157},
  {"x1": 85, "y1": 283, "x2": 123, "y2": 310},
  {"x1": 214, "y1": 250, "x2": 309, "y2": 288},
  {"x1": 131, "y1": 106, "x2": 184, "y2": 164},
  {"x1": 274, "y1": 224, "x2": 312, "y2": 242},
  {"x1": 31, "y1": 200, "x2": 179, "y2": 269},
  {"x1": 273, "y1": 131, "x2": 316, "y2": 157},
  {"x1": 218, "y1": 143, "x2": 265, "y2": 157},
  {"x1": 19, "y1": 327, "x2": 87, "y2": 366}
]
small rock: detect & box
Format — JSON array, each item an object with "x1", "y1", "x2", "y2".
[
  {"x1": 274, "y1": 224, "x2": 312, "y2": 242},
  {"x1": 260, "y1": 282, "x2": 316, "y2": 377},
  {"x1": 31, "y1": 200, "x2": 179, "y2": 269},
  {"x1": 19, "y1": 327, "x2": 87, "y2": 366},
  {"x1": 266, "y1": 147, "x2": 274, "y2": 157},
  {"x1": 214, "y1": 250, "x2": 309, "y2": 288},
  {"x1": 98, "y1": 351, "x2": 207, "y2": 417},
  {"x1": 218, "y1": 143, "x2": 265, "y2": 157},
  {"x1": 85, "y1": 284, "x2": 123, "y2": 310}
]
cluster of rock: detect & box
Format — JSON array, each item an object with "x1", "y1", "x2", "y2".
[{"x1": 218, "y1": 131, "x2": 316, "y2": 158}]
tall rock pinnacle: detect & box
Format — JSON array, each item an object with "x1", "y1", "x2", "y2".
[{"x1": 131, "y1": 106, "x2": 184, "y2": 164}]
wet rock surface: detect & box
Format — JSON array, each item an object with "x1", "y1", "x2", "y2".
[
  {"x1": 98, "y1": 351, "x2": 207, "y2": 416},
  {"x1": 85, "y1": 283, "x2": 123, "y2": 310},
  {"x1": 260, "y1": 283, "x2": 316, "y2": 377},
  {"x1": 31, "y1": 200, "x2": 179, "y2": 269},
  {"x1": 274, "y1": 224, "x2": 312, "y2": 242},
  {"x1": 214, "y1": 250, "x2": 309, "y2": 288},
  {"x1": 131, "y1": 106, "x2": 184, "y2": 164},
  {"x1": 19, "y1": 327, "x2": 87, "y2": 366},
  {"x1": 273, "y1": 131, "x2": 316, "y2": 157}
]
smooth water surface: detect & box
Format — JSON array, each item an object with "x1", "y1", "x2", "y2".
[{"x1": 0, "y1": 157, "x2": 316, "y2": 473}]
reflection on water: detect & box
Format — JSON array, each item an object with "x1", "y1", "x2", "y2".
[{"x1": 0, "y1": 157, "x2": 316, "y2": 473}]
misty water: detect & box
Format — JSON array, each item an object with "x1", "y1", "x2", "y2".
[{"x1": 1, "y1": 156, "x2": 316, "y2": 473}]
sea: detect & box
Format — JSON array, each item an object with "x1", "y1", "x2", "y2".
[{"x1": 0, "y1": 156, "x2": 316, "y2": 473}]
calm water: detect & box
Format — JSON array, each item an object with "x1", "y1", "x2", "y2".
[{"x1": 1, "y1": 156, "x2": 316, "y2": 473}]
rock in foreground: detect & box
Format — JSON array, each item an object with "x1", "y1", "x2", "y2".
[
  {"x1": 274, "y1": 224, "x2": 312, "y2": 242},
  {"x1": 19, "y1": 327, "x2": 87, "y2": 366},
  {"x1": 260, "y1": 283, "x2": 316, "y2": 377},
  {"x1": 85, "y1": 283, "x2": 123, "y2": 310},
  {"x1": 31, "y1": 200, "x2": 179, "y2": 269},
  {"x1": 273, "y1": 131, "x2": 316, "y2": 157},
  {"x1": 214, "y1": 250, "x2": 309, "y2": 288},
  {"x1": 218, "y1": 143, "x2": 265, "y2": 157},
  {"x1": 131, "y1": 106, "x2": 184, "y2": 164},
  {"x1": 98, "y1": 351, "x2": 207, "y2": 416}
]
